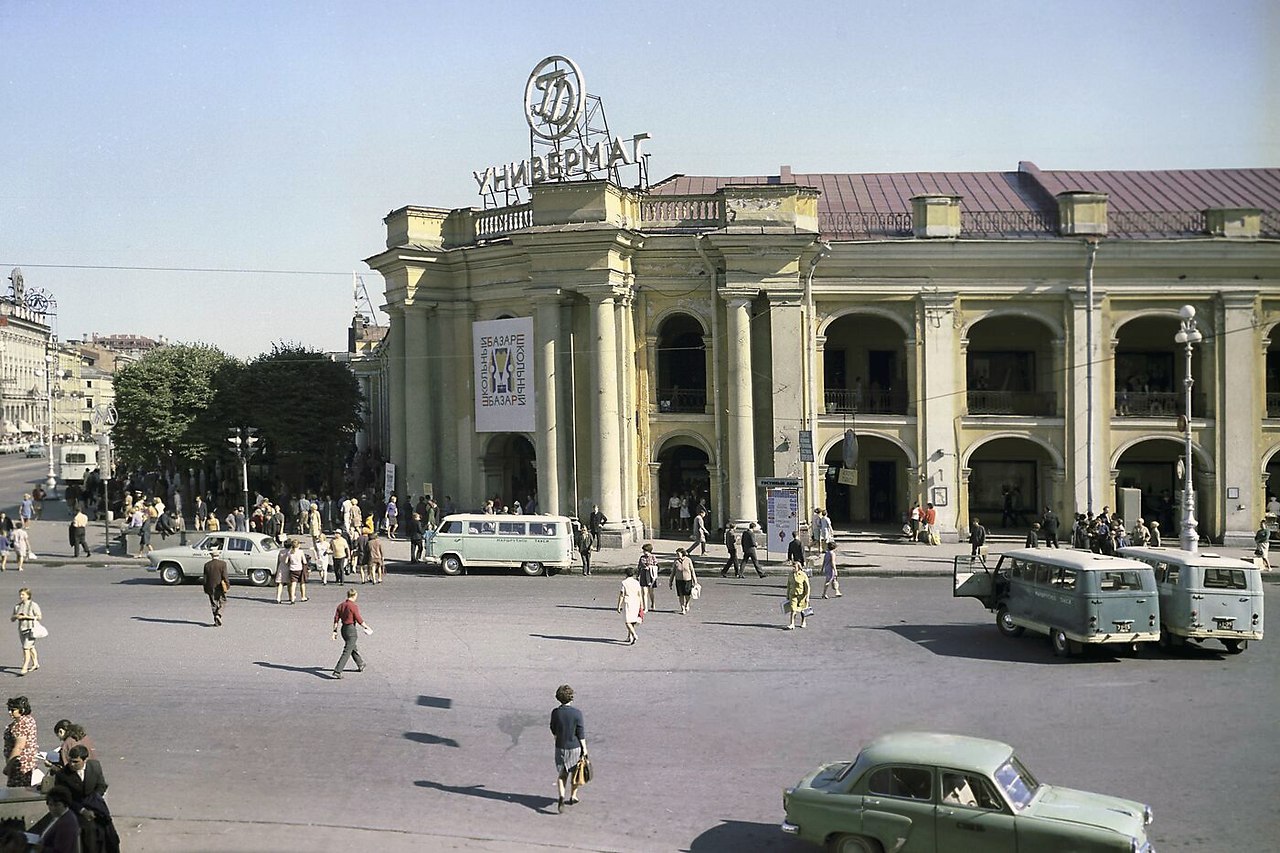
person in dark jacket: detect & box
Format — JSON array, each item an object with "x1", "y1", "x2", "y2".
[
  {"x1": 786, "y1": 531, "x2": 805, "y2": 565},
  {"x1": 404, "y1": 512, "x2": 424, "y2": 563},
  {"x1": 1025, "y1": 522, "x2": 1041, "y2": 549},
  {"x1": 1040, "y1": 506, "x2": 1060, "y2": 548},
  {"x1": 969, "y1": 518, "x2": 988, "y2": 565},
  {"x1": 741, "y1": 524, "x2": 765, "y2": 578},
  {"x1": 587, "y1": 506, "x2": 606, "y2": 552}
]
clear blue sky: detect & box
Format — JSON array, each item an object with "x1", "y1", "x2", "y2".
[{"x1": 2, "y1": 0, "x2": 1275, "y2": 358}]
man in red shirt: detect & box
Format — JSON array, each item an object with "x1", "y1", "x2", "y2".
[
  {"x1": 331, "y1": 589, "x2": 371, "y2": 679},
  {"x1": 923, "y1": 502, "x2": 938, "y2": 545}
]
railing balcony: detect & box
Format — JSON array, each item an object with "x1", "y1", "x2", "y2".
[
  {"x1": 966, "y1": 390, "x2": 1057, "y2": 416},
  {"x1": 1269, "y1": 392, "x2": 1280, "y2": 418},
  {"x1": 825, "y1": 388, "x2": 908, "y2": 415},
  {"x1": 1113, "y1": 391, "x2": 1208, "y2": 418},
  {"x1": 656, "y1": 387, "x2": 707, "y2": 414},
  {"x1": 638, "y1": 196, "x2": 725, "y2": 231},
  {"x1": 474, "y1": 203, "x2": 533, "y2": 241}
]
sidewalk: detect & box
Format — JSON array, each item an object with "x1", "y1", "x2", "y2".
[{"x1": 13, "y1": 501, "x2": 1275, "y2": 582}]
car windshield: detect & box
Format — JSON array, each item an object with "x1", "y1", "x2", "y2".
[{"x1": 993, "y1": 757, "x2": 1039, "y2": 811}]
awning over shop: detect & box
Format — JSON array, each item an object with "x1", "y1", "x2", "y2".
[
  {"x1": 17, "y1": 421, "x2": 35, "y2": 433},
  {"x1": 1, "y1": 421, "x2": 18, "y2": 435}
]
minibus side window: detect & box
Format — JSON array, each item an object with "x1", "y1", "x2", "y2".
[
  {"x1": 441, "y1": 520, "x2": 463, "y2": 534},
  {"x1": 1160, "y1": 562, "x2": 1179, "y2": 585},
  {"x1": 498, "y1": 522, "x2": 526, "y2": 536},
  {"x1": 1053, "y1": 568, "x2": 1077, "y2": 590},
  {"x1": 1033, "y1": 564, "x2": 1051, "y2": 585},
  {"x1": 1009, "y1": 560, "x2": 1024, "y2": 580},
  {"x1": 469, "y1": 522, "x2": 497, "y2": 535}
]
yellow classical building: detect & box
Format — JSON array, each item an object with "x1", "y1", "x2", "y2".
[{"x1": 366, "y1": 163, "x2": 1280, "y2": 548}]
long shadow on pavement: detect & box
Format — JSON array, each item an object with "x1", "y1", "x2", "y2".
[
  {"x1": 530, "y1": 633, "x2": 622, "y2": 645},
  {"x1": 701, "y1": 621, "x2": 790, "y2": 631},
  {"x1": 130, "y1": 616, "x2": 208, "y2": 627},
  {"x1": 554, "y1": 604, "x2": 617, "y2": 612},
  {"x1": 404, "y1": 731, "x2": 460, "y2": 748},
  {"x1": 685, "y1": 819, "x2": 810, "y2": 852},
  {"x1": 870, "y1": 623, "x2": 1098, "y2": 664},
  {"x1": 252, "y1": 661, "x2": 333, "y2": 679},
  {"x1": 413, "y1": 780, "x2": 555, "y2": 813}
]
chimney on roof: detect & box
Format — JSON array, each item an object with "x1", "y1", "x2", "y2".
[
  {"x1": 911, "y1": 195, "x2": 963, "y2": 239},
  {"x1": 1056, "y1": 191, "x2": 1108, "y2": 237},
  {"x1": 1203, "y1": 207, "x2": 1261, "y2": 238},
  {"x1": 779, "y1": 165, "x2": 793, "y2": 183}
]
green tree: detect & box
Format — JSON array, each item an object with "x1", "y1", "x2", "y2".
[
  {"x1": 112, "y1": 344, "x2": 239, "y2": 470},
  {"x1": 233, "y1": 344, "x2": 364, "y2": 493}
]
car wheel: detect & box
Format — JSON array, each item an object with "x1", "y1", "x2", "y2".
[
  {"x1": 521, "y1": 560, "x2": 545, "y2": 577},
  {"x1": 441, "y1": 555, "x2": 463, "y2": 576},
  {"x1": 1051, "y1": 628, "x2": 1072, "y2": 657},
  {"x1": 247, "y1": 568, "x2": 271, "y2": 587},
  {"x1": 1222, "y1": 639, "x2": 1246, "y2": 654},
  {"x1": 828, "y1": 834, "x2": 882, "y2": 853},
  {"x1": 158, "y1": 563, "x2": 184, "y2": 586},
  {"x1": 996, "y1": 606, "x2": 1024, "y2": 638}
]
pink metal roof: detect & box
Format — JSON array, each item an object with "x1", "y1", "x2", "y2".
[{"x1": 649, "y1": 162, "x2": 1280, "y2": 238}]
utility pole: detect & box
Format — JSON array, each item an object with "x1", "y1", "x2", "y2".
[{"x1": 227, "y1": 427, "x2": 260, "y2": 519}]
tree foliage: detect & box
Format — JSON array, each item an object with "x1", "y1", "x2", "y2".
[
  {"x1": 113, "y1": 344, "x2": 237, "y2": 469},
  {"x1": 112, "y1": 342, "x2": 364, "y2": 494},
  {"x1": 224, "y1": 344, "x2": 363, "y2": 488}
]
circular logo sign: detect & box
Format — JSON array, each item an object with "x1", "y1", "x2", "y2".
[{"x1": 524, "y1": 55, "x2": 585, "y2": 141}]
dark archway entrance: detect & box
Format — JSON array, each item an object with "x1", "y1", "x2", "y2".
[
  {"x1": 483, "y1": 434, "x2": 537, "y2": 510},
  {"x1": 656, "y1": 443, "x2": 710, "y2": 533},
  {"x1": 1116, "y1": 438, "x2": 1211, "y2": 539},
  {"x1": 822, "y1": 435, "x2": 907, "y2": 526},
  {"x1": 967, "y1": 438, "x2": 1052, "y2": 530}
]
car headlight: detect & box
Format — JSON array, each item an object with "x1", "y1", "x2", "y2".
[{"x1": 1144, "y1": 805, "x2": 1153, "y2": 826}]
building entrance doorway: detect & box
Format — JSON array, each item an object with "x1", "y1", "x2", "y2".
[
  {"x1": 656, "y1": 443, "x2": 710, "y2": 533},
  {"x1": 483, "y1": 434, "x2": 537, "y2": 510}
]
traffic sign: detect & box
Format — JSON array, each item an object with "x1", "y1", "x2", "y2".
[{"x1": 798, "y1": 430, "x2": 814, "y2": 463}]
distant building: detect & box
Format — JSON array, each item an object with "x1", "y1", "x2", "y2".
[
  {"x1": 0, "y1": 291, "x2": 54, "y2": 443},
  {"x1": 87, "y1": 332, "x2": 168, "y2": 361},
  {"x1": 338, "y1": 315, "x2": 389, "y2": 459}
]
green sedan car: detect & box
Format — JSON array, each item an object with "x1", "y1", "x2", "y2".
[{"x1": 782, "y1": 732, "x2": 1153, "y2": 853}]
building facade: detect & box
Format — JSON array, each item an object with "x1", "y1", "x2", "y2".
[
  {"x1": 367, "y1": 163, "x2": 1280, "y2": 548},
  {"x1": 0, "y1": 297, "x2": 54, "y2": 445}
]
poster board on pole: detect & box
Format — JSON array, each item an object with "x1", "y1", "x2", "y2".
[
  {"x1": 766, "y1": 488, "x2": 799, "y2": 557},
  {"x1": 473, "y1": 317, "x2": 536, "y2": 433}
]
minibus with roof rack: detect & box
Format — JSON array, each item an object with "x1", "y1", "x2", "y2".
[
  {"x1": 953, "y1": 548, "x2": 1159, "y2": 657},
  {"x1": 1117, "y1": 546, "x2": 1264, "y2": 654}
]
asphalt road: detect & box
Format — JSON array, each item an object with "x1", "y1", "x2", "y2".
[
  {"x1": 0, "y1": 457, "x2": 1276, "y2": 852},
  {"x1": 0, "y1": 554, "x2": 1273, "y2": 852}
]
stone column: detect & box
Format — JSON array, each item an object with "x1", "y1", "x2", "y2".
[
  {"x1": 532, "y1": 294, "x2": 562, "y2": 516},
  {"x1": 702, "y1": 333, "x2": 715, "y2": 414},
  {"x1": 1066, "y1": 287, "x2": 1106, "y2": 516},
  {"x1": 723, "y1": 293, "x2": 757, "y2": 522},
  {"x1": 768, "y1": 291, "x2": 805, "y2": 485},
  {"x1": 388, "y1": 308, "x2": 408, "y2": 481},
  {"x1": 589, "y1": 292, "x2": 624, "y2": 531},
  {"x1": 1219, "y1": 291, "x2": 1261, "y2": 546},
  {"x1": 618, "y1": 291, "x2": 641, "y2": 532},
  {"x1": 557, "y1": 300, "x2": 576, "y2": 516},
  {"x1": 441, "y1": 302, "x2": 477, "y2": 507},
  {"x1": 403, "y1": 304, "x2": 433, "y2": 497},
  {"x1": 645, "y1": 335, "x2": 659, "y2": 408},
  {"x1": 918, "y1": 292, "x2": 961, "y2": 540}
]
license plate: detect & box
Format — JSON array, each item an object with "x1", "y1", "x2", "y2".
[
  {"x1": 1214, "y1": 618, "x2": 1235, "y2": 630},
  {"x1": 1113, "y1": 621, "x2": 1133, "y2": 631}
]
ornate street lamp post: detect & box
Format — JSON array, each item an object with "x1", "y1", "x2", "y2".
[
  {"x1": 227, "y1": 427, "x2": 260, "y2": 520},
  {"x1": 1175, "y1": 305, "x2": 1202, "y2": 552},
  {"x1": 44, "y1": 353, "x2": 57, "y2": 495}
]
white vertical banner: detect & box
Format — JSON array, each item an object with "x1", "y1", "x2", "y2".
[
  {"x1": 766, "y1": 488, "x2": 799, "y2": 557},
  {"x1": 384, "y1": 462, "x2": 396, "y2": 503},
  {"x1": 473, "y1": 317, "x2": 536, "y2": 433}
]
